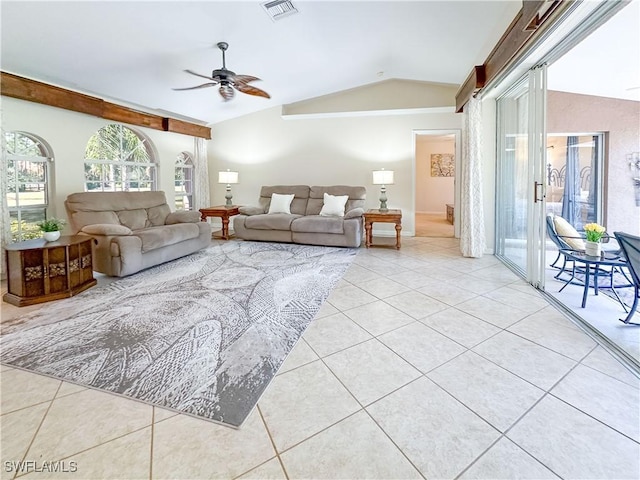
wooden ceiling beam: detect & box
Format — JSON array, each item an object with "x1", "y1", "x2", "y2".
[
  {"x1": 455, "y1": 66, "x2": 486, "y2": 113},
  {"x1": 0, "y1": 72, "x2": 211, "y2": 139},
  {"x1": 455, "y1": 0, "x2": 572, "y2": 112}
]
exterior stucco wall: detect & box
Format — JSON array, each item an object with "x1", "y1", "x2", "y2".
[{"x1": 547, "y1": 90, "x2": 640, "y2": 234}]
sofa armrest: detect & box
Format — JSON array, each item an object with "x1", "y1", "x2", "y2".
[
  {"x1": 166, "y1": 210, "x2": 200, "y2": 224},
  {"x1": 344, "y1": 207, "x2": 364, "y2": 219},
  {"x1": 81, "y1": 224, "x2": 132, "y2": 236},
  {"x1": 238, "y1": 206, "x2": 266, "y2": 216}
]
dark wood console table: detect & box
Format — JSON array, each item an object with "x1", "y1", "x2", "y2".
[{"x1": 3, "y1": 235, "x2": 97, "y2": 307}]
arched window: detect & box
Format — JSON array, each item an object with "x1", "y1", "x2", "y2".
[
  {"x1": 84, "y1": 124, "x2": 156, "y2": 192},
  {"x1": 175, "y1": 152, "x2": 194, "y2": 210},
  {"x1": 5, "y1": 131, "x2": 52, "y2": 242}
]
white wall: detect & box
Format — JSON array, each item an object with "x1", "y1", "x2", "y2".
[
  {"x1": 2, "y1": 85, "x2": 500, "y2": 252},
  {"x1": 2, "y1": 97, "x2": 195, "y2": 230},
  {"x1": 208, "y1": 106, "x2": 463, "y2": 236},
  {"x1": 415, "y1": 137, "x2": 455, "y2": 213}
]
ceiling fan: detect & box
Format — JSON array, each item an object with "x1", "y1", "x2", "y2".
[{"x1": 174, "y1": 42, "x2": 270, "y2": 101}]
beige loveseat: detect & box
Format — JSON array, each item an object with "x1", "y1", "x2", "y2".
[
  {"x1": 234, "y1": 185, "x2": 366, "y2": 247},
  {"x1": 65, "y1": 191, "x2": 211, "y2": 277}
]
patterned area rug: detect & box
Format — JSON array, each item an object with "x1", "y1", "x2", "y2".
[{"x1": 1, "y1": 241, "x2": 356, "y2": 427}]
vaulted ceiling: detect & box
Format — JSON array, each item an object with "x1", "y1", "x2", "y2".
[{"x1": 0, "y1": 1, "x2": 521, "y2": 125}]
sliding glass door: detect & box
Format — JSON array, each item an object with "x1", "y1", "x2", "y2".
[{"x1": 495, "y1": 66, "x2": 547, "y2": 286}]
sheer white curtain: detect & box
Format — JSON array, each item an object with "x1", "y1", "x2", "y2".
[
  {"x1": 193, "y1": 137, "x2": 210, "y2": 210},
  {"x1": 460, "y1": 96, "x2": 486, "y2": 258},
  {"x1": 1, "y1": 128, "x2": 11, "y2": 279}
]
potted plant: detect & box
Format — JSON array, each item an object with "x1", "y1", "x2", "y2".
[
  {"x1": 37, "y1": 218, "x2": 66, "y2": 242},
  {"x1": 584, "y1": 222, "x2": 605, "y2": 257}
]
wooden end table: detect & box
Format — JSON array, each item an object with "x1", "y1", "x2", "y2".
[
  {"x1": 199, "y1": 205, "x2": 240, "y2": 240},
  {"x1": 364, "y1": 209, "x2": 402, "y2": 249},
  {"x1": 3, "y1": 235, "x2": 97, "y2": 307},
  {"x1": 446, "y1": 204, "x2": 454, "y2": 224}
]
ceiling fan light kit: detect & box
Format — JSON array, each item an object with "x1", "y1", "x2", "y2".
[{"x1": 174, "y1": 42, "x2": 270, "y2": 102}]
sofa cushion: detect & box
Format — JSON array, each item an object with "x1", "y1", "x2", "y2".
[
  {"x1": 245, "y1": 214, "x2": 301, "y2": 231},
  {"x1": 291, "y1": 216, "x2": 345, "y2": 234},
  {"x1": 344, "y1": 207, "x2": 364, "y2": 219},
  {"x1": 81, "y1": 224, "x2": 132, "y2": 236},
  {"x1": 239, "y1": 206, "x2": 266, "y2": 216},
  {"x1": 306, "y1": 186, "x2": 367, "y2": 215},
  {"x1": 166, "y1": 210, "x2": 199, "y2": 224},
  {"x1": 117, "y1": 209, "x2": 151, "y2": 230},
  {"x1": 71, "y1": 211, "x2": 120, "y2": 229},
  {"x1": 134, "y1": 224, "x2": 201, "y2": 253},
  {"x1": 320, "y1": 193, "x2": 349, "y2": 217},
  {"x1": 259, "y1": 185, "x2": 310, "y2": 215},
  {"x1": 268, "y1": 193, "x2": 295, "y2": 214},
  {"x1": 148, "y1": 204, "x2": 172, "y2": 225}
]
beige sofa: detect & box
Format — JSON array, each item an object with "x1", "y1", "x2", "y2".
[
  {"x1": 65, "y1": 191, "x2": 211, "y2": 277},
  {"x1": 234, "y1": 185, "x2": 366, "y2": 247}
]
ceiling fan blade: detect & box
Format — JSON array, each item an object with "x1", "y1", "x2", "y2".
[
  {"x1": 172, "y1": 83, "x2": 217, "y2": 91},
  {"x1": 184, "y1": 69, "x2": 217, "y2": 81},
  {"x1": 235, "y1": 83, "x2": 271, "y2": 99},
  {"x1": 219, "y1": 84, "x2": 235, "y2": 101},
  {"x1": 232, "y1": 74, "x2": 261, "y2": 85}
]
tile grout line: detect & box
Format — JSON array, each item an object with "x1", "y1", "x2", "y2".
[
  {"x1": 579, "y1": 355, "x2": 640, "y2": 388},
  {"x1": 13, "y1": 381, "x2": 63, "y2": 479},
  {"x1": 485, "y1": 347, "x2": 608, "y2": 478},
  {"x1": 253, "y1": 404, "x2": 289, "y2": 480},
  {"x1": 304, "y1": 331, "x2": 431, "y2": 477},
  {"x1": 149, "y1": 408, "x2": 155, "y2": 480},
  {"x1": 547, "y1": 343, "x2": 640, "y2": 444}
]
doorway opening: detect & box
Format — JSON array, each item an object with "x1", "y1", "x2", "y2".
[{"x1": 414, "y1": 130, "x2": 460, "y2": 238}]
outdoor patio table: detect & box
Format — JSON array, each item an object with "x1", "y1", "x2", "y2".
[{"x1": 559, "y1": 249, "x2": 632, "y2": 308}]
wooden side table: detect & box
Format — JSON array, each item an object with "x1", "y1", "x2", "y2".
[
  {"x1": 364, "y1": 209, "x2": 402, "y2": 249},
  {"x1": 3, "y1": 235, "x2": 97, "y2": 307},
  {"x1": 446, "y1": 204, "x2": 454, "y2": 225},
  {"x1": 199, "y1": 205, "x2": 240, "y2": 240}
]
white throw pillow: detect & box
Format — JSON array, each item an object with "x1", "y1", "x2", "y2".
[
  {"x1": 268, "y1": 193, "x2": 295, "y2": 214},
  {"x1": 319, "y1": 193, "x2": 349, "y2": 217}
]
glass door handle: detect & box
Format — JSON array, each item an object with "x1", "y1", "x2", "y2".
[{"x1": 534, "y1": 181, "x2": 544, "y2": 203}]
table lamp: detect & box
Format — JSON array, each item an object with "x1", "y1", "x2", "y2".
[
  {"x1": 372, "y1": 169, "x2": 394, "y2": 212},
  {"x1": 218, "y1": 169, "x2": 239, "y2": 207}
]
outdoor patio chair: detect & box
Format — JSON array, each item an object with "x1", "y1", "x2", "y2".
[
  {"x1": 613, "y1": 231, "x2": 640, "y2": 325},
  {"x1": 547, "y1": 214, "x2": 620, "y2": 276},
  {"x1": 546, "y1": 214, "x2": 584, "y2": 277}
]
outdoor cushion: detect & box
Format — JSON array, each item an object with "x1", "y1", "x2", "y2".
[{"x1": 553, "y1": 215, "x2": 586, "y2": 250}]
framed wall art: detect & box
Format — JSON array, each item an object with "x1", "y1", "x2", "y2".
[{"x1": 430, "y1": 154, "x2": 455, "y2": 177}]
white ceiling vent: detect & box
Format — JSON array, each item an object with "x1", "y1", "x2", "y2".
[{"x1": 262, "y1": 0, "x2": 298, "y2": 21}]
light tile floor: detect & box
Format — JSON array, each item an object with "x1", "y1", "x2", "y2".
[
  {"x1": 544, "y1": 257, "x2": 640, "y2": 363},
  {"x1": 1, "y1": 237, "x2": 639, "y2": 480}
]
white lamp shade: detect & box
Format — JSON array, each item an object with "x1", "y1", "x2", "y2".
[
  {"x1": 218, "y1": 171, "x2": 239, "y2": 184},
  {"x1": 372, "y1": 170, "x2": 394, "y2": 185}
]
